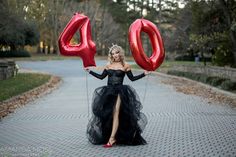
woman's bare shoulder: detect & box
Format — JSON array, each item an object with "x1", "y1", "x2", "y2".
[
  {"x1": 104, "y1": 63, "x2": 110, "y2": 70},
  {"x1": 124, "y1": 63, "x2": 131, "y2": 71}
]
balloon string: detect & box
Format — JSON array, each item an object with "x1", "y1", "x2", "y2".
[
  {"x1": 142, "y1": 73, "x2": 150, "y2": 105},
  {"x1": 85, "y1": 72, "x2": 90, "y2": 120}
]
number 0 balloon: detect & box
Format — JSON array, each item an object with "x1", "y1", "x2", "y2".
[
  {"x1": 128, "y1": 19, "x2": 165, "y2": 71},
  {"x1": 58, "y1": 13, "x2": 96, "y2": 67}
]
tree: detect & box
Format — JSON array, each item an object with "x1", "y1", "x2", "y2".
[
  {"x1": 100, "y1": 0, "x2": 180, "y2": 56},
  {"x1": 0, "y1": 1, "x2": 39, "y2": 51},
  {"x1": 218, "y1": 0, "x2": 236, "y2": 65},
  {"x1": 187, "y1": 0, "x2": 235, "y2": 66},
  {"x1": 22, "y1": 0, "x2": 54, "y2": 54}
]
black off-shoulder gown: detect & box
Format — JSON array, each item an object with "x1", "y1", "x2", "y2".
[{"x1": 87, "y1": 69, "x2": 147, "y2": 145}]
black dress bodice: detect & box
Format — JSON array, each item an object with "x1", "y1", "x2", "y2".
[
  {"x1": 89, "y1": 69, "x2": 145, "y2": 85},
  {"x1": 107, "y1": 69, "x2": 125, "y2": 85}
]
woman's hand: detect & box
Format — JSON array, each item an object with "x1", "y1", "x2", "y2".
[{"x1": 144, "y1": 70, "x2": 151, "y2": 75}]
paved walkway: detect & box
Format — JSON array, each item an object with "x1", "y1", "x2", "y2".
[{"x1": 0, "y1": 60, "x2": 235, "y2": 157}]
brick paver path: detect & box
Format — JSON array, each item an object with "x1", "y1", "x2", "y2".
[{"x1": 0, "y1": 60, "x2": 235, "y2": 157}]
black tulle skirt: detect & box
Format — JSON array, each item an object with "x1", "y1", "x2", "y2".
[{"x1": 87, "y1": 84, "x2": 147, "y2": 145}]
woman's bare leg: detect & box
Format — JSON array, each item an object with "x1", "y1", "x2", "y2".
[{"x1": 108, "y1": 94, "x2": 121, "y2": 144}]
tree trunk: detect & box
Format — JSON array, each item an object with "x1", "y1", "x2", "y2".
[
  {"x1": 10, "y1": 45, "x2": 17, "y2": 51},
  {"x1": 37, "y1": 44, "x2": 41, "y2": 53},
  {"x1": 42, "y1": 41, "x2": 46, "y2": 54},
  {"x1": 158, "y1": 0, "x2": 162, "y2": 22},
  {"x1": 48, "y1": 45, "x2": 51, "y2": 54},
  {"x1": 53, "y1": 0, "x2": 59, "y2": 55},
  {"x1": 140, "y1": 0, "x2": 143, "y2": 17}
]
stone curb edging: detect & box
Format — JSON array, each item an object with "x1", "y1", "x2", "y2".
[{"x1": 0, "y1": 74, "x2": 62, "y2": 119}]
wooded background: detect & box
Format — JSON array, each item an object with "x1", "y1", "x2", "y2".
[{"x1": 0, "y1": 0, "x2": 235, "y2": 67}]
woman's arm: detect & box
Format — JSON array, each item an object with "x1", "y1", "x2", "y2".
[
  {"x1": 126, "y1": 70, "x2": 145, "y2": 81},
  {"x1": 89, "y1": 69, "x2": 108, "y2": 80},
  {"x1": 124, "y1": 63, "x2": 147, "y2": 81}
]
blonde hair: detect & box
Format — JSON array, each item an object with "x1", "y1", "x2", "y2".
[{"x1": 108, "y1": 44, "x2": 125, "y2": 66}]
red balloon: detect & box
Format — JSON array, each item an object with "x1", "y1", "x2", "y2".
[
  {"x1": 128, "y1": 19, "x2": 165, "y2": 71},
  {"x1": 58, "y1": 13, "x2": 96, "y2": 67}
]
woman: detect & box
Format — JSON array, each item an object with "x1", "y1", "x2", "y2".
[{"x1": 85, "y1": 44, "x2": 149, "y2": 148}]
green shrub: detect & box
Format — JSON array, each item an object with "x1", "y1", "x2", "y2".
[
  {"x1": 190, "y1": 73, "x2": 202, "y2": 81},
  {"x1": 0, "y1": 50, "x2": 31, "y2": 57},
  {"x1": 208, "y1": 77, "x2": 226, "y2": 86},
  {"x1": 175, "y1": 55, "x2": 194, "y2": 61},
  {"x1": 183, "y1": 72, "x2": 193, "y2": 78},
  {"x1": 167, "y1": 70, "x2": 236, "y2": 91},
  {"x1": 174, "y1": 55, "x2": 211, "y2": 62},
  {"x1": 198, "y1": 75, "x2": 208, "y2": 83},
  {"x1": 220, "y1": 80, "x2": 236, "y2": 91},
  {"x1": 167, "y1": 70, "x2": 181, "y2": 76},
  {"x1": 212, "y1": 44, "x2": 234, "y2": 67}
]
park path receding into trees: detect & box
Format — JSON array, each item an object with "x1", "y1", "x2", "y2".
[{"x1": 0, "y1": 60, "x2": 235, "y2": 157}]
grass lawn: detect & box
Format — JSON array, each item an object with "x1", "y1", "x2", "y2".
[{"x1": 0, "y1": 73, "x2": 51, "y2": 102}]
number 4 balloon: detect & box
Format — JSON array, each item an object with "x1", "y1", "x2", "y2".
[{"x1": 58, "y1": 13, "x2": 96, "y2": 67}]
